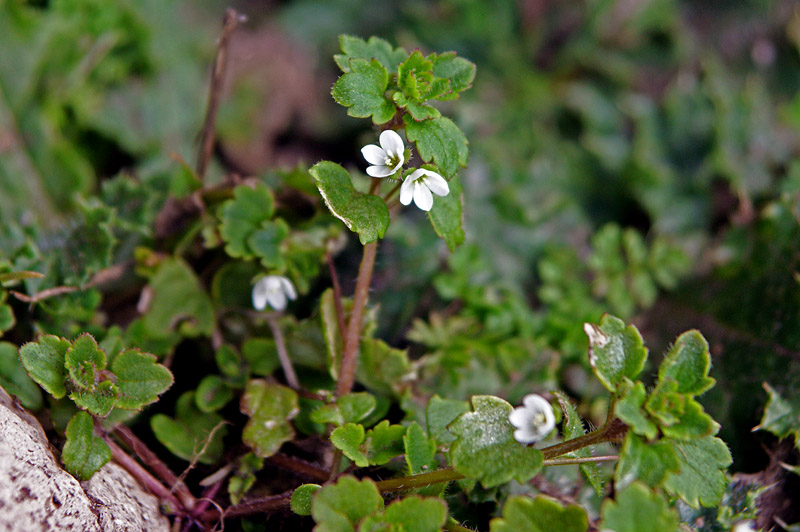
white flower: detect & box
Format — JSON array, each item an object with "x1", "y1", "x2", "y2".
[
  {"x1": 361, "y1": 130, "x2": 405, "y2": 178},
  {"x1": 509, "y1": 394, "x2": 556, "y2": 444},
  {"x1": 399, "y1": 168, "x2": 450, "y2": 211},
  {"x1": 732, "y1": 522, "x2": 758, "y2": 532},
  {"x1": 252, "y1": 275, "x2": 297, "y2": 312}
]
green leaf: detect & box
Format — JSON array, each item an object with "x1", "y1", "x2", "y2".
[
  {"x1": 334, "y1": 35, "x2": 407, "y2": 74},
  {"x1": 150, "y1": 392, "x2": 227, "y2": 464},
  {"x1": 242, "y1": 337, "x2": 280, "y2": 377},
  {"x1": 291, "y1": 484, "x2": 321, "y2": 516},
  {"x1": 195, "y1": 375, "x2": 234, "y2": 413},
  {"x1": 662, "y1": 435, "x2": 732, "y2": 508},
  {"x1": 615, "y1": 433, "x2": 679, "y2": 491},
  {"x1": 62, "y1": 411, "x2": 111, "y2": 481},
  {"x1": 332, "y1": 58, "x2": 395, "y2": 124},
  {"x1": 432, "y1": 52, "x2": 476, "y2": 96},
  {"x1": 657, "y1": 330, "x2": 715, "y2": 396},
  {"x1": 554, "y1": 391, "x2": 604, "y2": 496},
  {"x1": 0, "y1": 341, "x2": 42, "y2": 410},
  {"x1": 645, "y1": 380, "x2": 684, "y2": 426},
  {"x1": 18, "y1": 335, "x2": 70, "y2": 399},
  {"x1": 331, "y1": 423, "x2": 369, "y2": 467},
  {"x1": 660, "y1": 397, "x2": 717, "y2": 440},
  {"x1": 70, "y1": 380, "x2": 118, "y2": 417},
  {"x1": 241, "y1": 379, "x2": 298, "y2": 458},
  {"x1": 0, "y1": 299, "x2": 14, "y2": 336},
  {"x1": 360, "y1": 496, "x2": 447, "y2": 532},
  {"x1": 600, "y1": 482, "x2": 679, "y2": 532},
  {"x1": 216, "y1": 344, "x2": 247, "y2": 385},
  {"x1": 111, "y1": 349, "x2": 173, "y2": 410},
  {"x1": 310, "y1": 161, "x2": 390, "y2": 244},
  {"x1": 615, "y1": 379, "x2": 659, "y2": 440},
  {"x1": 0, "y1": 270, "x2": 44, "y2": 284},
  {"x1": 357, "y1": 337, "x2": 415, "y2": 396},
  {"x1": 64, "y1": 334, "x2": 106, "y2": 393},
  {"x1": 228, "y1": 452, "x2": 263, "y2": 505},
  {"x1": 584, "y1": 315, "x2": 648, "y2": 393},
  {"x1": 320, "y1": 288, "x2": 342, "y2": 380},
  {"x1": 248, "y1": 218, "x2": 290, "y2": 270},
  {"x1": 426, "y1": 395, "x2": 469, "y2": 444},
  {"x1": 311, "y1": 392, "x2": 376, "y2": 426},
  {"x1": 490, "y1": 495, "x2": 589, "y2": 532},
  {"x1": 427, "y1": 174, "x2": 464, "y2": 251},
  {"x1": 311, "y1": 476, "x2": 384, "y2": 532},
  {"x1": 366, "y1": 420, "x2": 406, "y2": 465},
  {"x1": 756, "y1": 383, "x2": 800, "y2": 449},
  {"x1": 403, "y1": 115, "x2": 469, "y2": 178},
  {"x1": 449, "y1": 395, "x2": 544, "y2": 487},
  {"x1": 404, "y1": 422, "x2": 438, "y2": 475},
  {"x1": 142, "y1": 258, "x2": 215, "y2": 338},
  {"x1": 218, "y1": 183, "x2": 276, "y2": 259}
]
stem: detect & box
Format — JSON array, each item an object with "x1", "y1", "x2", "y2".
[
  {"x1": 543, "y1": 455, "x2": 618, "y2": 466},
  {"x1": 369, "y1": 178, "x2": 381, "y2": 195},
  {"x1": 540, "y1": 417, "x2": 627, "y2": 459},
  {"x1": 374, "y1": 467, "x2": 464, "y2": 492},
  {"x1": 268, "y1": 453, "x2": 330, "y2": 483},
  {"x1": 198, "y1": 492, "x2": 291, "y2": 522},
  {"x1": 326, "y1": 251, "x2": 347, "y2": 339},
  {"x1": 445, "y1": 519, "x2": 476, "y2": 532},
  {"x1": 335, "y1": 240, "x2": 378, "y2": 397},
  {"x1": 383, "y1": 181, "x2": 402, "y2": 202},
  {"x1": 267, "y1": 315, "x2": 299, "y2": 389},
  {"x1": 328, "y1": 449, "x2": 343, "y2": 481}
]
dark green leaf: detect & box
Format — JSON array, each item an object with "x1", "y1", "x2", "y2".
[
  {"x1": 584, "y1": 315, "x2": 648, "y2": 393},
  {"x1": 111, "y1": 349, "x2": 173, "y2": 410},
  {"x1": 554, "y1": 391, "x2": 605, "y2": 496},
  {"x1": 218, "y1": 183, "x2": 276, "y2": 259},
  {"x1": 426, "y1": 395, "x2": 469, "y2": 444},
  {"x1": 310, "y1": 161, "x2": 390, "y2": 244},
  {"x1": 660, "y1": 398, "x2": 717, "y2": 440},
  {"x1": 64, "y1": 333, "x2": 106, "y2": 390},
  {"x1": 331, "y1": 423, "x2": 369, "y2": 467},
  {"x1": 403, "y1": 115, "x2": 469, "y2": 178},
  {"x1": 62, "y1": 411, "x2": 111, "y2": 481},
  {"x1": 142, "y1": 258, "x2": 215, "y2": 338},
  {"x1": 248, "y1": 218, "x2": 290, "y2": 270},
  {"x1": 490, "y1": 495, "x2": 589, "y2": 532},
  {"x1": 615, "y1": 433, "x2": 679, "y2": 491},
  {"x1": 427, "y1": 174, "x2": 464, "y2": 251},
  {"x1": 0, "y1": 341, "x2": 42, "y2": 410},
  {"x1": 615, "y1": 379, "x2": 659, "y2": 440},
  {"x1": 334, "y1": 35, "x2": 407, "y2": 74},
  {"x1": 756, "y1": 383, "x2": 800, "y2": 450},
  {"x1": 311, "y1": 476, "x2": 383, "y2": 532},
  {"x1": 241, "y1": 379, "x2": 298, "y2": 458},
  {"x1": 365, "y1": 420, "x2": 406, "y2": 465},
  {"x1": 432, "y1": 52, "x2": 476, "y2": 96},
  {"x1": 150, "y1": 392, "x2": 227, "y2": 464},
  {"x1": 311, "y1": 392, "x2": 376, "y2": 427},
  {"x1": 657, "y1": 330, "x2": 714, "y2": 396},
  {"x1": 195, "y1": 375, "x2": 234, "y2": 413},
  {"x1": 291, "y1": 484, "x2": 321, "y2": 516},
  {"x1": 600, "y1": 482, "x2": 679, "y2": 532},
  {"x1": 662, "y1": 436, "x2": 732, "y2": 508},
  {"x1": 18, "y1": 335, "x2": 70, "y2": 399},
  {"x1": 332, "y1": 58, "x2": 395, "y2": 124},
  {"x1": 404, "y1": 422, "x2": 438, "y2": 475},
  {"x1": 242, "y1": 337, "x2": 280, "y2": 377}
]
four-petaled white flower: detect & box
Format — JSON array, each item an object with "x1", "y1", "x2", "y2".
[
  {"x1": 508, "y1": 394, "x2": 556, "y2": 444},
  {"x1": 361, "y1": 130, "x2": 406, "y2": 178},
  {"x1": 400, "y1": 168, "x2": 450, "y2": 212},
  {"x1": 252, "y1": 275, "x2": 297, "y2": 312}
]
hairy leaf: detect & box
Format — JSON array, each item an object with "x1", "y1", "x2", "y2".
[
  {"x1": 111, "y1": 349, "x2": 173, "y2": 410},
  {"x1": 332, "y1": 58, "x2": 395, "y2": 124},
  {"x1": 311, "y1": 476, "x2": 383, "y2": 532},
  {"x1": 403, "y1": 115, "x2": 469, "y2": 178},
  {"x1": 584, "y1": 315, "x2": 648, "y2": 393},
  {"x1": 490, "y1": 495, "x2": 589, "y2": 532},
  {"x1": 600, "y1": 482, "x2": 679, "y2": 532},
  {"x1": 62, "y1": 411, "x2": 111, "y2": 481},
  {"x1": 662, "y1": 436, "x2": 732, "y2": 508},
  {"x1": 18, "y1": 335, "x2": 70, "y2": 399}
]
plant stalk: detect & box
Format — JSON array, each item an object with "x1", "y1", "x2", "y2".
[{"x1": 267, "y1": 315, "x2": 299, "y2": 389}]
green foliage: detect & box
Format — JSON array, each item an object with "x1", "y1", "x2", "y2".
[
  {"x1": 0, "y1": 341, "x2": 42, "y2": 410},
  {"x1": 151, "y1": 391, "x2": 227, "y2": 465},
  {"x1": 62, "y1": 410, "x2": 111, "y2": 481},
  {"x1": 195, "y1": 375, "x2": 234, "y2": 412},
  {"x1": 658, "y1": 331, "x2": 715, "y2": 396},
  {"x1": 403, "y1": 116, "x2": 469, "y2": 179},
  {"x1": 585, "y1": 315, "x2": 647, "y2": 393},
  {"x1": 404, "y1": 422, "x2": 438, "y2": 475},
  {"x1": 241, "y1": 379, "x2": 298, "y2": 458},
  {"x1": 554, "y1": 391, "x2": 604, "y2": 496},
  {"x1": 311, "y1": 476, "x2": 384, "y2": 532},
  {"x1": 662, "y1": 436, "x2": 732, "y2": 508},
  {"x1": 449, "y1": 395, "x2": 544, "y2": 487},
  {"x1": 490, "y1": 495, "x2": 589, "y2": 532},
  {"x1": 19, "y1": 335, "x2": 70, "y2": 399},
  {"x1": 757, "y1": 383, "x2": 800, "y2": 451},
  {"x1": 359, "y1": 496, "x2": 447, "y2": 532},
  {"x1": 312, "y1": 392, "x2": 376, "y2": 426},
  {"x1": 228, "y1": 452, "x2": 264, "y2": 505},
  {"x1": 334, "y1": 35, "x2": 407, "y2": 74},
  {"x1": 427, "y1": 175, "x2": 465, "y2": 252},
  {"x1": 332, "y1": 58, "x2": 395, "y2": 124},
  {"x1": 291, "y1": 483, "x2": 321, "y2": 516},
  {"x1": 426, "y1": 395, "x2": 469, "y2": 444},
  {"x1": 600, "y1": 482, "x2": 679, "y2": 532},
  {"x1": 615, "y1": 433, "x2": 679, "y2": 491}
]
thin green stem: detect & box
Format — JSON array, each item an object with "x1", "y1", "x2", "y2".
[
  {"x1": 335, "y1": 240, "x2": 378, "y2": 397},
  {"x1": 375, "y1": 467, "x2": 464, "y2": 492},
  {"x1": 543, "y1": 455, "x2": 618, "y2": 466}
]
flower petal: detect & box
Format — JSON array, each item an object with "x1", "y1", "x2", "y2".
[
  {"x1": 367, "y1": 165, "x2": 393, "y2": 178},
  {"x1": 508, "y1": 407, "x2": 532, "y2": 428},
  {"x1": 400, "y1": 176, "x2": 415, "y2": 205},
  {"x1": 278, "y1": 276, "x2": 297, "y2": 301},
  {"x1": 252, "y1": 280, "x2": 269, "y2": 310},
  {"x1": 266, "y1": 289, "x2": 288, "y2": 311},
  {"x1": 514, "y1": 428, "x2": 537, "y2": 444},
  {"x1": 413, "y1": 182, "x2": 433, "y2": 211},
  {"x1": 423, "y1": 170, "x2": 449, "y2": 197},
  {"x1": 361, "y1": 144, "x2": 387, "y2": 166},
  {"x1": 379, "y1": 130, "x2": 404, "y2": 158}
]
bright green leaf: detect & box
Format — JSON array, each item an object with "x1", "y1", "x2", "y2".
[
  {"x1": 615, "y1": 433, "x2": 679, "y2": 491},
  {"x1": 366, "y1": 420, "x2": 406, "y2": 465},
  {"x1": 490, "y1": 495, "x2": 589, "y2": 532},
  {"x1": 70, "y1": 380, "x2": 118, "y2": 417},
  {"x1": 426, "y1": 395, "x2": 469, "y2": 444},
  {"x1": 0, "y1": 341, "x2": 42, "y2": 410},
  {"x1": 449, "y1": 395, "x2": 544, "y2": 487},
  {"x1": 62, "y1": 411, "x2": 111, "y2": 481},
  {"x1": 432, "y1": 52, "x2": 476, "y2": 96},
  {"x1": 195, "y1": 375, "x2": 234, "y2": 412},
  {"x1": 291, "y1": 483, "x2": 321, "y2": 516},
  {"x1": 334, "y1": 35, "x2": 407, "y2": 74},
  {"x1": 248, "y1": 218, "x2": 290, "y2": 270},
  {"x1": 585, "y1": 315, "x2": 648, "y2": 393},
  {"x1": 332, "y1": 58, "x2": 395, "y2": 124},
  {"x1": 756, "y1": 383, "x2": 800, "y2": 450},
  {"x1": 360, "y1": 496, "x2": 447, "y2": 532},
  {"x1": 64, "y1": 334, "x2": 106, "y2": 390},
  {"x1": 600, "y1": 482, "x2": 679, "y2": 532},
  {"x1": 310, "y1": 161, "x2": 390, "y2": 244},
  {"x1": 331, "y1": 423, "x2": 369, "y2": 467},
  {"x1": 228, "y1": 452, "x2": 263, "y2": 505},
  {"x1": 404, "y1": 422, "x2": 438, "y2": 475},
  {"x1": 241, "y1": 379, "x2": 298, "y2": 458},
  {"x1": 657, "y1": 330, "x2": 714, "y2": 396},
  {"x1": 142, "y1": 258, "x2": 215, "y2": 338},
  {"x1": 427, "y1": 175, "x2": 464, "y2": 251},
  {"x1": 403, "y1": 115, "x2": 468, "y2": 178},
  {"x1": 111, "y1": 349, "x2": 173, "y2": 410},
  {"x1": 615, "y1": 379, "x2": 659, "y2": 440},
  {"x1": 18, "y1": 335, "x2": 70, "y2": 399},
  {"x1": 311, "y1": 476, "x2": 383, "y2": 532},
  {"x1": 662, "y1": 436, "x2": 732, "y2": 508},
  {"x1": 660, "y1": 397, "x2": 718, "y2": 440}
]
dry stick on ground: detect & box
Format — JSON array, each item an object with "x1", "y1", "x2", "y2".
[{"x1": 196, "y1": 8, "x2": 245, "y2": 180}]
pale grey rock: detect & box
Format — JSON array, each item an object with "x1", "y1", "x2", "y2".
[{"x1": 0, "y1": 386, "x2": 170, "y2": 531}]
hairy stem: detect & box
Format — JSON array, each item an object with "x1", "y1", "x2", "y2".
[
  {"x1": 543, "y1": 455, "x2": 618, "y2": 466},
  {"x1": 541, "y1": 417, "x2": 627, "y2": 459},
  {"x1": 375, "y1": 467, "x2": 464, "y2": 492},
  {"x1": 198, "y1": 491, "x2": 291, "y2": 522},
  {"x1": 267, "y1": 315, "x2": 299, "y2": 389},
  {"x1": 335, "y1": 240, "x2": 378, "y2": 397}
]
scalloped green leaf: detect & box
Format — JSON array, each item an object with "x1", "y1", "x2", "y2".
[
  {"x1": 311, "y1": 392, "x2": 376, "y2": 426},
  {"x1": 0, "y1": 341, "x2": 42, "y2": 410},
  {"x1": 490, "y1": 495, "x2": 589, "y2": 532},
  {"x1": 195, "y1": 375, "x2": 234, "y2": 413},
  {"x1": 657, "y1": 330, "x2": 714, "y2": 396},
  {"x1": 65, "y1": 334, "x2": 106, "y2": 390},
  {"x1": 615, "y1": 433, "x2": 679, "y2": 491},
  {"x1": 310, "y1": 161, "x2": 390, "y2": 244},
  {"x1": 427, "y1": 174, "x2": 464, "y2": 251},
  {"x1": 150, "y1": 391, "x2": 227, "y2": 464},
  {"x1": 62, "y1": 411, "x2": 111, "y2": 481},
  {"x1": 218, "y1": 183, "x2": 275, "y2": 259},
  {"x1": 584, "y1": 315, "x2": 648, "y2": 393},
  {"x1": 228, "y1": 452, "x2": 263, "y2": 505},
  {"x1": 360, "y1": 496, "x2": 447, "y2": 532},
  {"x1": 426, "y1": 395, "x2": 469, "y2": 444},
  {"x1": 70, "y1": 380, "x2": 118, "y2": 417},
  {"x1": 311, "y1": 476, "x2": 384, "y2": 532},
  {"x1": 404, "y1": 421, "x2": 438, "y2": 475},
  {"x1": 432, "y1": 52, "x2": 476, "y2": 96},
  {"x1": 662, "y1": 436, "x2": 732, "y2": 508},
  {"x1": 334, "y1": 35, "x2": 407, "y2": 74},
  {"x1": 241, "y1": 379, "x2": 298, "y2": 458},
  {"x1": 366, "y1": 420, "x2": 406, "y2": 465},
  {"x1": 332, "y1": 58, "x2": 395, "y2": 124},
  {"x1": 600, "y1": 482, "x2": 679, "y2": 532},
  {"x1": 111, "y1": 349, "x2": 173, "y2": 410},
  {"x1": 554, "y1": 391, "x2": 605, "y2": 496},
  {"x1": 449, "y1": 395, "x2": 544, "y2": 487},
  {"x1": 660, "y1": 397, "x2": 718, "y2": 440},
  {"x1": 18, "y1": 335, "x2": 70, "y2": 399},
  {"x1": 248, "y1": 218, "x2": 290, "y2": 270},
  {"x1": 291, "y1": 483, "x2": 321, "y2": 516},
  {"x1": 331, "y1": 423, "x2": 369, "y2": 467},
  {"x1": 757, "y1": 383, "x2": 800, "y2": 450},
  {"x1": 403, "y1": 115, "x2": 468, "y2": 178},
  {"x1": 615, "y1": 379, "x2": 659, "y2": 440}
]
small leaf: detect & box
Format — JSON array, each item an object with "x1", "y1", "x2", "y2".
[
  {"x1": 426, "y1": 395, "x2": 469, "y2": 444},
  {"x1": 366, "y1": 420, "x2": 406, "y2": 465},
  {"x1": 657, "y1": 330, "x2": 714, "y2": 396},
  {"x1": 334, "y1": 35, "x2": 407, "y2": 74},
  {"x1": 228, "y1": 452, "x2": 263, "y2": 505},
  {"x1": 615, "y1": 379, "x2": 659, "y2": 440},
  {"x1": 62, "y1": 411, "x2": 111, "y2": 481},
  {"x1": 291, "y1": 484, "x2": 321, "y2": 516},
  {"x1": 615, "y1": 433, "x2": 679, "y2": 491},
  {"x1": 490, "y1": 495, "x2": 589, "y2": 532},
  {"x1": 64, "y1": 334, "x2": 106, "y2": 390},
  {"x1": 432, "y1": 52, "x2": 476, "y2": 96},
  {"x1": 18, "y1": 335, "x2": 70, "y2": 399},
  {"x1": 320, "y1": 288, "x2": 342, "y2": 380},
  {"x1": 756, "y1": 383, "x2": 800, "y2": 450},
  {"x1": 427, "y1": 175, "x2": 464, "y2": 251},
  {"x1": 311, "y1": 476, "x2": 384, "y2": 532},
  {"x1": 600, "y1": 482, "x2": 679, "y2": 532},
  {"x1": 660, "y1": 397, "x2": 717, "y2": 440},
  {"x1": 111, "y1": 349, "x2": 174, "y2": 410},
  {"x1": 332, "y1": 58, "x2": 395, "y2": 124},
  {"x1": 310, "y1": 161, "x2": 390, "y2": 244},
  {"x1": 331, "y1": 423, "x2": 369, "y2": 467},
  {"x1": 0, "y1": 270, "x2": 44, "y2": 284},
  {"x1": 360, "y1": 496, "x2": 447, "y2": 532},
  {"x1": 142, "y1": 258, "x2": 215, "y2": 338},
  {"x1": 218, "y1": 183, "x2": 276, "y2": 259},
  {"x1": 357, "y1": 337, "x2": 415, "y2": 396},
  {"x1": 312, "y1": 392, "x2": 377, "y2": 426},
  {"x1": 403, "y1": 115, "x2": 469, "y2": 178},
  {"x1": 151, "y1": 392, "x2": 227, "y2": 464},
  {"x1": 448, "y1": 395, "x2": 544, "y2": 487},
  {"x1": 242, "y1": 337, "x2": 280, "y2": 377},
  {"x1": 215, "y1": 344, "x2": 247, "y2": 385},
  {"x1": 248, "y1": 218, "x2": 290, "y2": 269},
  {"x1": 404, "y1": 422, "x2": 438, "y2": 475},
  {"x1": 195, "y1": 375, "x2": 234, "y2": 413},
  {"x1": 662, "y1": 435, "x2": 732, "y2": 508},
  {"x1": 241, "y1": 379, "x2": 298, "y2": 458},
  {"x1": 70, "y1": 380, "x2": 118, "y2": 417},
  {"x1": 584, "y1": 315, "x2": 648, "y2": 393},
  {"x1": 0, "y1": 341, "x2": 42, "y2": 410},
  {"x1": 554, "y1": 391, "x2": 605, "y2": 496}
]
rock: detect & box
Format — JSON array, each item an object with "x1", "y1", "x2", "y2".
[{"x1": 0, "y1": 386, "x2": 170, "y2": 532}]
